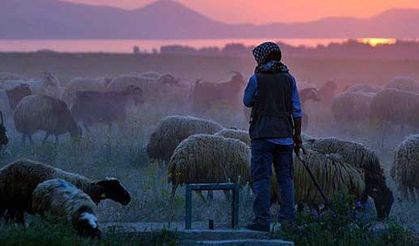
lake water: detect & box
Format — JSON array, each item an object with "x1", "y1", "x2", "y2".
[{"x1": 0, "y1": 38, "x2": 350, "y2": 53}]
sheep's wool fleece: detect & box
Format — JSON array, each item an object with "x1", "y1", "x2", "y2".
[
  {"x1": 307, "y1": 137, "x2": 382, "y2": 174},
  {"x1": 32, "y1": 179, "x2": 97, "y2": 224},
  {"x1": 0, "y1": 159, "x2": 96, "y2": 213},
  {"x1": 392, "y1": 135, "x2": 419, "y2": 193},
  {"x1": 168, "y1": 134, "x2": 250, "y2": 186},
  {"x1": 272, "y1": 149, "x2": 365, "y2": 207},
  {"x1": 147, "y1": 115, "x2": 223, "y2": 160},
  {"x1": 214, "y1": 128, "x2": 251, "y2": 146}
]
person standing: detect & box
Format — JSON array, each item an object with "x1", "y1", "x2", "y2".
[{"x1": 243, "y1": 42, "x2": 303, "y2": 232}]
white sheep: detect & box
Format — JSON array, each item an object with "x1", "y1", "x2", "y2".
[
  {"x1": 344, "y1": 83, "x2": 382, "y2": 94},
  {"x1": 146, "y1": 115, "x2": 223, "y2": 161},
  {"x1": 369, "y1": 88, "x2": 419, "y2": 134},
  {"x1": 32, "y1": 179, "x2": 101, "y2": 238},
  {"x1": 392, "y1": 135, "x2": 419, "y2": 201},
  {"x1": 214, "y1": 128, "x2": 251, "y2": 146},
  {"x1": 272, "y1": 149, "x2": 393, "y2": 219},
  {"x1": 331, "y1": 92, "x2": 375, "y2": 128},
  {"x1": 168, "y1": 134, "x2": 251, "y2": 197},
  {"x1": 306, "y1": 137, "x2": 394, "y2": 217},
  {"x1": 386, "y1": 76, "x2": 419, "y2": 93},
  {"x1": 0, "y1": 159, "x2": 131, "y2": 224}
]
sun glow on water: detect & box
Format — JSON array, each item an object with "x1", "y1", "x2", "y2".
[{"x1": 360, "y1": 38, "x2": 397, "y2": 47}]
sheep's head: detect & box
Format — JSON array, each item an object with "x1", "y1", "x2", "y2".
[
  {"x1": 364, "y1": 171, "x2": 394, "y2": 219},
  {"x1": 231, "y1": 72, "x2": 245, "y2": 86},
  {"x1": 40, "y1": 72, "x2": 59, "y2": 87},
  {"x1": 300, "y1": 88, "x2": 320, "y2": 103},
  {"x1": 95, "y1": 178, "x2": 131, "y2": 206},
  {"x1": 75, "y1": 212, "x2": 101, "y2": 239}
]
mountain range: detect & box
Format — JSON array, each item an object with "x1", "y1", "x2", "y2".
[{"x1": 0, "y1": 0, "x2": 418, "y2": 39}]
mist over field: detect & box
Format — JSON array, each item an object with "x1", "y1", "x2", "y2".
[{"x1": 0, "y1": 0, "x2": 419, "y2": 245}]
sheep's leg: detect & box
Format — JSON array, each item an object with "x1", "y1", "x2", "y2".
[
  {"x1": 55, "y1": 135, "x2": 59, "y2": 144},
  {"x1": 168, "y1": 184, "x2": 178, "y2": 227},
  {"x1": 28, "y1": 135, "x2": 34, "y2": 145},
  {"x1": 42, "y1": 132, "x2": 50, "y2": 143},
  {"x1": 15, "y1": 210, "x2": 25, "y2": 225},
  {"x1": 83, "y1": 122, "x2": 91, "y2": 133},
  {"x1": 21, "y1": 134, "x2": 26, "y2": 144}
]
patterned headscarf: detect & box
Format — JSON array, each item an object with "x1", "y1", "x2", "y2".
[{"x1": 252, "y1": 42, "x2": 281, "y2": 65}]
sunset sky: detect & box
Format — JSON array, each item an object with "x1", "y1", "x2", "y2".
[{"x1": 65, "y1": 0, "x2": 419, "y2": 24}]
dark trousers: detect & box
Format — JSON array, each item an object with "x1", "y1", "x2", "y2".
[{"x1": 251, "y1": 139, "x2": 296, "y2": 225}]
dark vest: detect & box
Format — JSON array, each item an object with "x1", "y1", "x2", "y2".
[{"x1": 249, "y1": 72, "x2": 293, "y2": 140}]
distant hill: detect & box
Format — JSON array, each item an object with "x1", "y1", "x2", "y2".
[{"x1": 0, "y1": 0, "x2": 418, "y2": 39}]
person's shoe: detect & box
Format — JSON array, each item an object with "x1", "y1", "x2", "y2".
[{"x1": 245, "y1": 223, "x2": 270, "y2": 232}]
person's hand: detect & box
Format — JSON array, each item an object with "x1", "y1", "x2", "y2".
[{"x1": 293, "y1": 134, "x2": 303, "y2": 156}]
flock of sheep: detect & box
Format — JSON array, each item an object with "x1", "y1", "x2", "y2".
[
  {"x1": 146, "y1": 115, "x2": 418, "y2": 220},
  {"x1": 0, "y1": 70, "x2": 418, "y2": 236}
]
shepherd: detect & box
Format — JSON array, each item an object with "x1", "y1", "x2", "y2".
[{"x1": 244, "y1": 42, "x2": 303, "y2": 232}]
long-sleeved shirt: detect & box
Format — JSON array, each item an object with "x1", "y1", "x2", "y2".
[{"x1": 243, "y1": 74, "x2": 303, "y2": 145}]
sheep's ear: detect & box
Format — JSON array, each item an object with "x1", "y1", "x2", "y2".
[{"x1": 100, "y1": 193, "x2": 107, "y2": 198}]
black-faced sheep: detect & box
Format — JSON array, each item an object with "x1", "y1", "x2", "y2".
[
  {"x1": 32, "y1": 179, "x2": 101, "y2": 238},
  {"x1": 146, "y1": 115, "x2": 223, "y2": 162},
  {"x1": 13, "y1": 95, "x2": 81, "y2": 144},
  {"x1": 306, "y1": 137, "x2": 394, "y2": 218},
  {"x1": 0, "y1": 159, "x2": 131, "y2": 224},
  {"x1": 70, "y1": 85, "x2": 144, "y2": 131},
  {"x1": 168, "y1": 134, "x2": 251, "y2": 197},
  {"x1": 391, "y1": 135, "x2": 419, "y2": 201}
]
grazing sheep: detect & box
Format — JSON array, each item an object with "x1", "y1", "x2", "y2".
[
  {"x1": 344, "y1": 83, "x2": 382, "y2": 94},
  {"x1": 0, "y1": 111, "x2": 8, "y2": 149},
  {"x1": 331, "y1": 92, "x2": 374, "y2": 126},
  {"x1": 62, "y1": 77, "x2": 111, "y2": 107},
  {"x1": 0, "y1": 159, "x2": 131, "y2": 224},
  {"x1": 168, "y1": 134, "x2": 251, "y2": 197},
  {"x1": 32, "y1": 179, "x2": 101, "y2": 238},
  {"x1": 369, "y1": 89, "x2": 419, "y2": 133},
  {"x1": 392, "y1": 135, "x2": 419, "y2": 201},
  {"x1": 273, "y1": 149, "x2": 393, "y2": 219},
  {"x1": 107, "y1": 73, "x2": 179, "y2": 102},
  {"x1": 147, "y1": 115, "x2": 223, "y2": 161},
  {"x1": 273, "y1": 150, "x2": 365, "y2": 211},
  {"x1": 192, "y1": 73, "x2": 245, "y2": 115},
  {"x1": 214, "y1": 128, "x2": 251, "y2": 146},
  {"x1": 306, "y1": 137, "x2": 394, "y2": 218},
  {"x1": 13, "y1": 95, "x2": 81, "y2": 144},
  {"x1": 386, "y1": 76, "x2": 419, "y2": 93},
  {"x1": 71, "y1": 85, "x2": 143, "y2": 131}
]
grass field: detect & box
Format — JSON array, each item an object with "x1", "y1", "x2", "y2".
[{"x1": 0, "y1": 52, "x2": 418, "y2": 245}]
